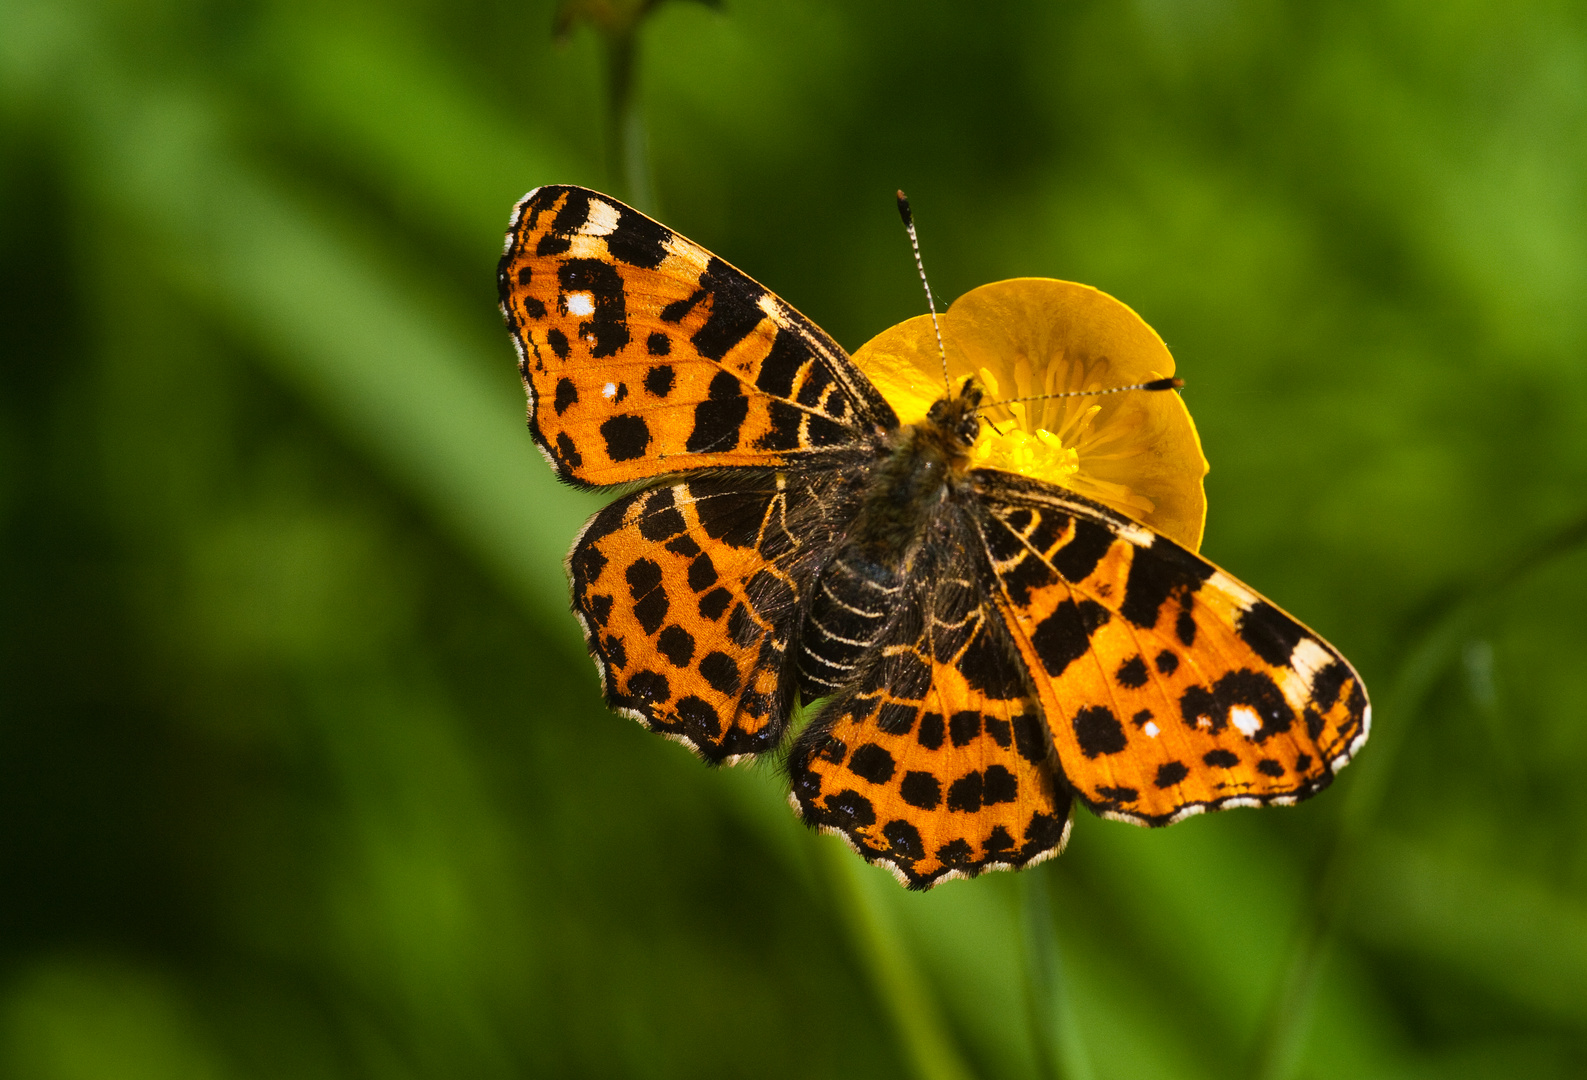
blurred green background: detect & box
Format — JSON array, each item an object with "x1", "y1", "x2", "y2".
[{"x1": 4, "y1": 0, "x2": 1587, "y2": 1077}]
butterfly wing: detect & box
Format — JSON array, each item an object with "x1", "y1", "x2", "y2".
[
  {"x1": 570, "y1": 469, "x2": 856, "y2": 763},
  {"x1": 499, "y1": 186, "x2": 897, "y2": 487},
  {"x1": 972, "y1": 470, "x2": 1369, "y2": 824},
  {"x1": 788, "y1": 536, "x2": 1073, "y2": 888}
]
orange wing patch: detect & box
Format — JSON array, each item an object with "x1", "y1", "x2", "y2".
[
  {"x1": 499, "y1": 186, "x2": 897, "y2": 488},
  {"x1": 789, "y1": 573, "x2": 1072, "y2": 888},
  {"x1": 973, "y1": 471, "x2": 1369, "y2": 825},
  {"x1": 570, "y1": 472, "x2": 842, "y2": 763}
]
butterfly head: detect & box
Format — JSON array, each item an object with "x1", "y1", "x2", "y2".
[{"x1": 924, "y1": 376, "x2": 985, "y2": 453}]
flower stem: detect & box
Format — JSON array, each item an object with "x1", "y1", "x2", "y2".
[
  {"x1": 1021, "y1": 867, "x2": 1093, "y2": 1080},
  {"x1": 822, "y1": 841, "x2": 977, "y2": 1080}
]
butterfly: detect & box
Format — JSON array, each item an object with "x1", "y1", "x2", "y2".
[{"x1": 498, "y1": 185, "x2": 1370, "y2": 889}]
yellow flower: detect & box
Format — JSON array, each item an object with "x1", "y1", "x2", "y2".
[{"x1": 853, "y1": 278, "x2": 1208, "y2": 551}]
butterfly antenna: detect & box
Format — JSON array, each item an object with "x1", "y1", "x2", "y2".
[
  {"x1": 978, "y1": 377, "x2": 1185, "y2": 414},
  {"x1": 896, "y1": 190, "x2": 950, "y2": 394}
]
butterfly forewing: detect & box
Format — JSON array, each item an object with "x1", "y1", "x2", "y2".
[
  {"x1": 500, "y1": 186, "x2": 898, "y2": 488},
  {"x1": 972, "y1": 470, "x2": 1370, "y2": 824}
]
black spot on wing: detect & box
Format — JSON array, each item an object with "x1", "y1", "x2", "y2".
[
  {"x1": 664, "y1": 534, "x2": 701, "y2": 558},
  {"x1": 692, "y1": 258, "x2": 767, "y2": 361},
  {"x1": 605, "y1": 205, "x2": 670, "y2": 269},
  {"x1": 900, "y1": 770, "x2": 940, "y2": 810},
  {"x1": 1116, "y1": 655, "x2": 1148, "y2": 689},
  {"x1": 644, "y1": 364, "x2": 675, "y2": 396},
  {"x1": 1031, "y1": 599, "x2": 1110, "y2": 678},
  {"x1": 1052, "y1": 518, "x2": 1114, "y2": 583},
  {"x1": 699, "y1": 651, "x2": 740, "y2": 695},
  {"x1": 660, "y1": 289, "x2": 705, "y2": 323},
  {"x1": 983, "y1": 765, "x2": 1017, "y2": 804},
  {"x1": 600, "y1": 415, "x2": 650, "y2": 461},
  {"x1": 805, "y1": 415, "x2": 852, "y2": 447},
  {"x1": 698, "y1": 588, "x2": 732, "y2": 621},
  {"x1": 948, "y1": 711, "x2": 981, "y2": 747},
  {"x1": 536, "y1": 233, "x2": 571, "y2": 257},
  {"x1": 647, "y1": 334, "x2": 672, "y2": 358},
  {"x1": 754, "y1": 400, "x2": 803, "y2": 451},
  {"x1": 627, "y1": 669, "x2": 669, "y2": 704},
  {"x1": 1310, "y1": 660, "x2": 1349, "y2": 710},
  {"x1": 1203, "y1": 749, "x2": 1238, "y2": 768},
  {"x1": 824, "y1": 790, "x2": 877, "y2": 829},
  {"x1": 937, "y1": 838, "x2": 973, "y2": 866},
  {"x1": 1120, "y1": 536, "x2": 1214, "y2": 629},
  {"x1": 1072, "y1": 705, "x2": 1126, "y2": 758},
  {"x1": 559, "y1": 259, "x2": 630, "y2": 358},
  {"x1": 686, "y1": 553, "x2": 719, "y2": 592},
  {"x1": 946, "y1": 771, "x2": 983, "y2": 812},
  {"x1": 957, "y1": 621, "x2": 1026, "y2": 700},
  {"x1": 677, "y1": 695, "x2": 721, "y2": 740},
  {"x1": 693, "y1": 489, "x2": 769, "y2": 549},
  {"x1": 553, "y1": 378, "x2": 578, "y2": 415},
  {"x1": 1237, "y1": 601, "x2": 1305, "y2": 667},
  {"x1": 1180, "y1": 669, "x2": 1295, "y2": 743},
  {"x1": 755, "y1": 328, "x2": 809, "y2": 397},
  {"x1": 1012, "y1": 712, "x2": 1048, "y2": 764},
  {"x1": 686, "y1": 370, "x2": 751, "y2": 453},
  {"x1": 1155, "y1": 761, "x2": 1189, "y2": 787},
  {"x1": 555, "y1": 431, "x2": 582, "y2": 471},
  {"x1": 657, "y1": 625, "x2": 695, "y2": 666},
  {"x1": 603, "y1": 633, "x2": 625, "y2": 668},
  {"x1": 917, "y1": 712, "x2": 945, "y2": 750},
  {"x1": 883, "y1": 819, "x2": 925, "y2": 862},
  {"x1": 849, "y1": 744, "x2": 896, "y2": 784},
  {"x1": 546, "y1": 327, "x2": 570, "y2": 359},
  {"x1": 550, "y1": 187, "x2": 593, "y2": 235}
]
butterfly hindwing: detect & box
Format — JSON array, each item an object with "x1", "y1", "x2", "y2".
[
  {"x1": 500, "y1": 186, "x2": 897, "y2": 488},
  {"x1": 569, "y1": 470, "x2": 851, "y2": 763},
  {"x1": 789, "y1": 550, "x2": 1073, "y2": 888},
  {"x1": 972, "y1": 470, "x2": 1370, "y2": 824}
]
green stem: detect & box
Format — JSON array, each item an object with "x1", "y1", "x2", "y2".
[
  {"x1": 1249, "y1": 509, "x2": 1587, "y2": 1080},
  {"x1": 602, "y1": 27, "x2": 654, "y2": 213},
  {"x1": 1021, "y1": 867, "x2": 1093, "y2": 1080},
  {"x1": 822, "y1": 842, "x2": 978, "y2": 1080}
]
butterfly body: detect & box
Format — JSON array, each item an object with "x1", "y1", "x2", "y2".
[
  {"x1": 796, "y1": 379, "x2": 983, "y2": 702},
  {"x1": 500, "y1": 185, "x2": 1369, "y2": 889}
]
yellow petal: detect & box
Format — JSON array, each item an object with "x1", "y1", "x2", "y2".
[{"x1": 852, "y1": 278, "x2": 1208, "y2": 551}]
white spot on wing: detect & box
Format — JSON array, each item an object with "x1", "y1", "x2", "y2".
[
  {"x1": 1289, "y1": 637, "x2": 1333, "y2": 686},
  {"x1": 1117, "y1": 521, "x2": 1155, "y2": 547},
  {"x1": 602, "y1": 382, "x2": 618, "y2": 399},
  {"x1": 585, "y1": 199, "x2": 620, "y2": 236},
  {"x1": 567, "y1": 292, "x2": 595, "y2": 316},
  {"x1": 1143, "y1": 721, "x2": 1160, "y2": 737},
  {"x1": 1231, "y1": 705, "x2": 1261, "y2": 737},
  {"x1": 1208, "y1": 571, "x2": 1258, "y2": 610}
]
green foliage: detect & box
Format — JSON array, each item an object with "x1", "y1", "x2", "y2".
[{"x1": 3, "y1": 0, "x2": 1586, "y2": 1077}]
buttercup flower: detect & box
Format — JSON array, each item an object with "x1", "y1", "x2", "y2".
[{"x1": 853, "y1": 278, "x2": 1209, "y2": 551}]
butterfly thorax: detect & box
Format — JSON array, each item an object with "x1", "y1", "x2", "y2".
[{"x1": 797, "y1": 382, "x2": 982, "y2": 701}]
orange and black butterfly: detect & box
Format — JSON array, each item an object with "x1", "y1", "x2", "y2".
[{"x1": 498, "y1": 185, "x2": 1369, "y2": 889}]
